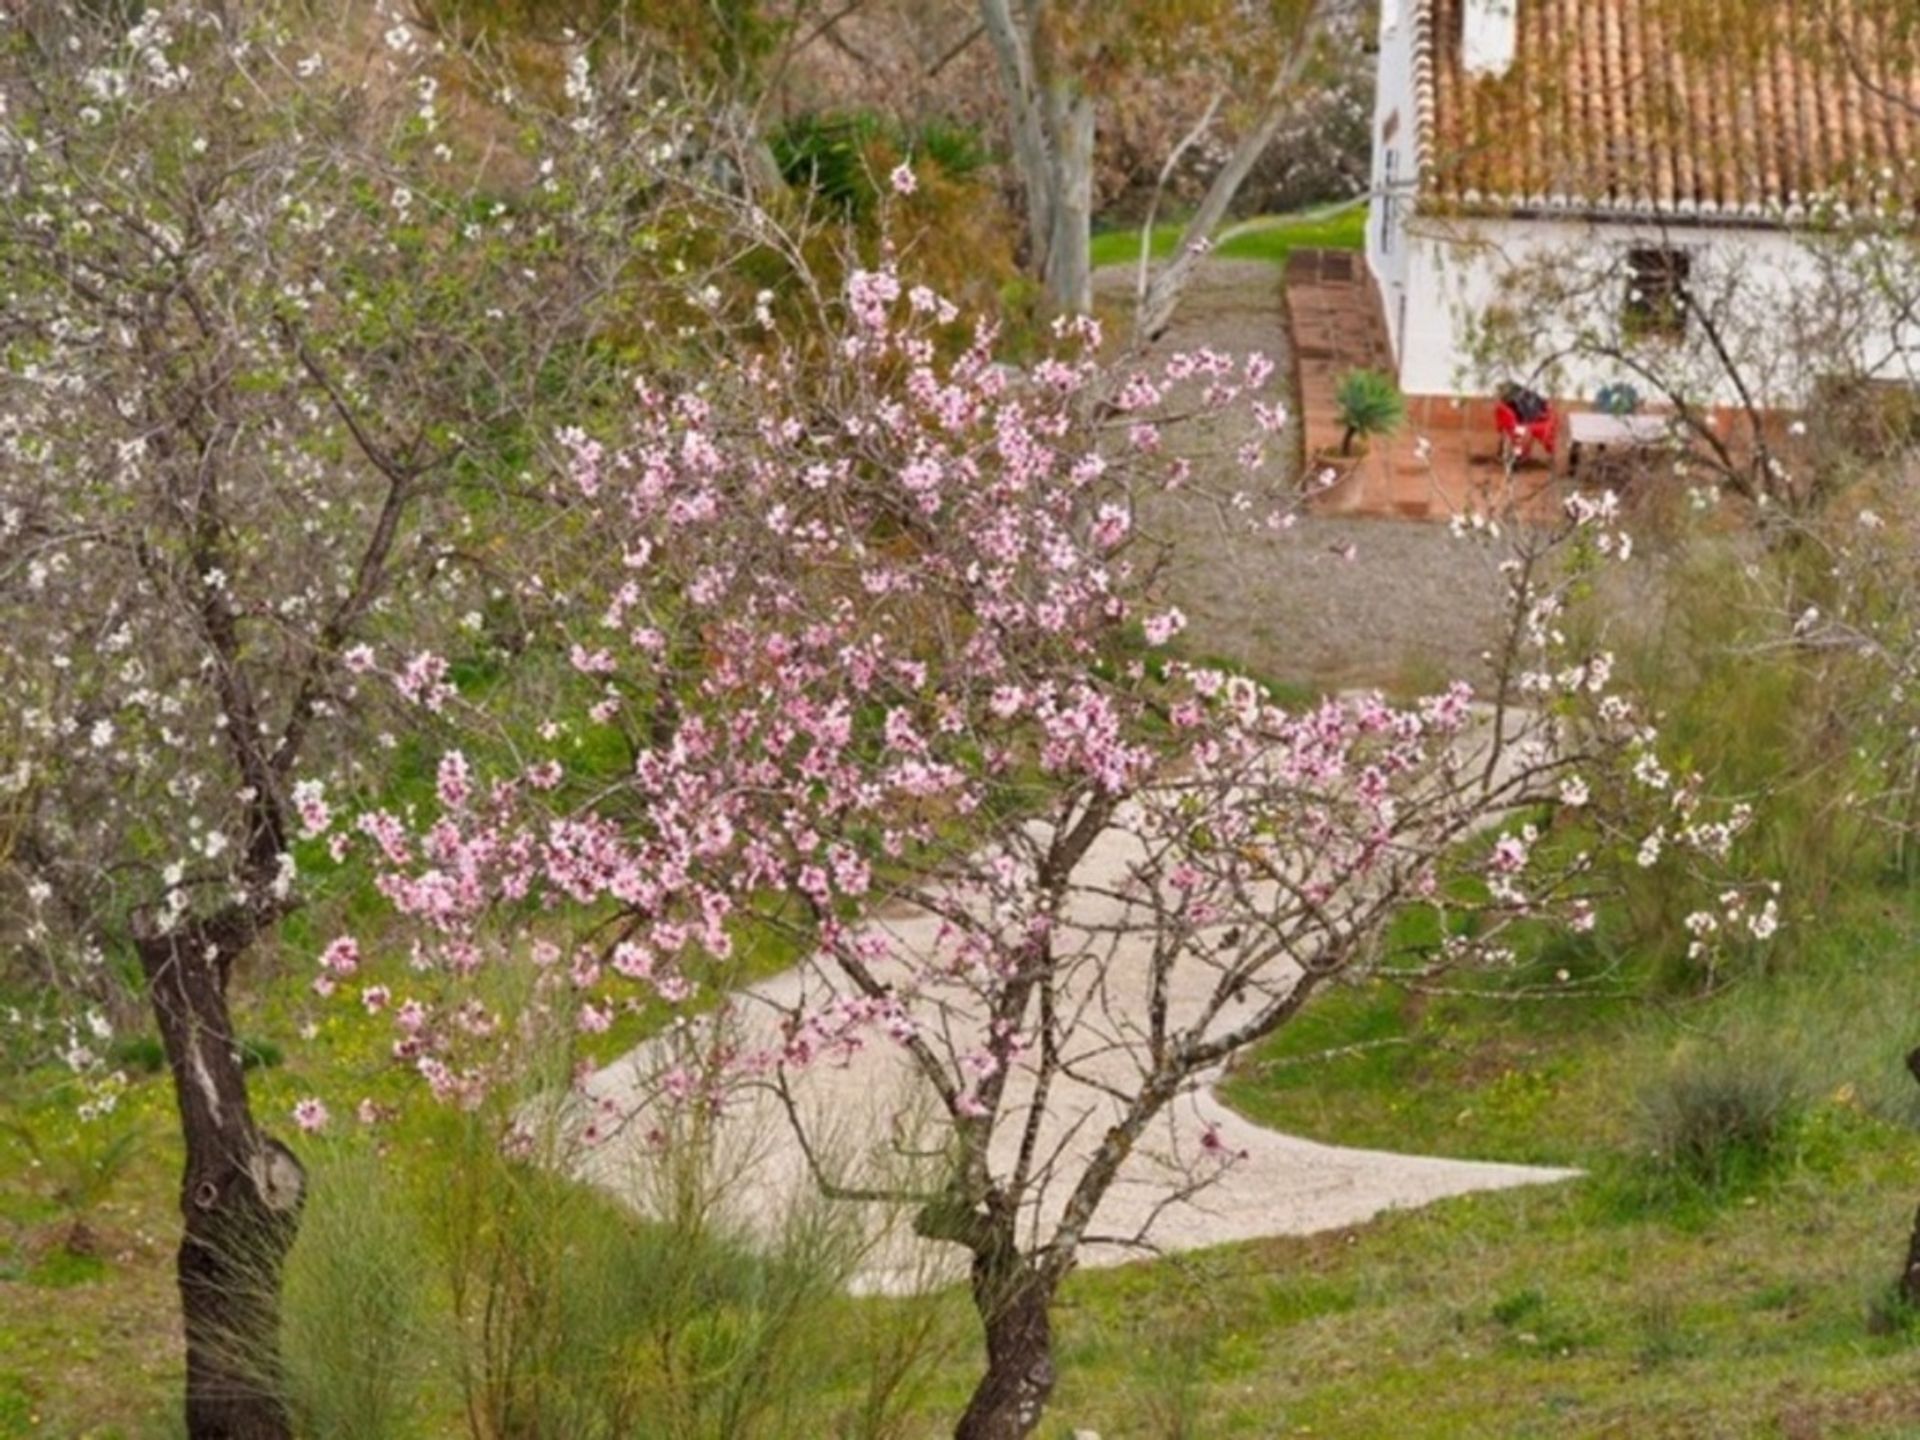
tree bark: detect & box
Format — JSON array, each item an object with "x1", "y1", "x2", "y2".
[
  {"x1": 1899, "y1": 1047, "x2": 1920, "y2": 1310},
  {"x1": 979, "y1": 0, "x2": 1093, "y2": 315},
  {"x1": 1040, "y1": 83, "x2": 1095, "y2": 316},
  {"x1": 980, "y1": 0, "x2": 1054, "y2": 270},
  {"x1": 139, "y1": 921, "x2": 305, "y2": 1440},
  {"x1": 954, "y1": 1247, "x2": 1057, "y2": 1440}
]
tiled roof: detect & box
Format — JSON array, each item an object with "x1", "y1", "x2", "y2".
[{"x1": 1412, "y1": 0, "x2": 1920, "y2": 221}]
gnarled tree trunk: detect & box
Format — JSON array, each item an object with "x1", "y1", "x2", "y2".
[
  {"x1": 954, "y1": 1232, "x2": 1058, "y2": 1440},
  {"x1": 139, "y1": 920, "x2": 305, "y2": 1440}
]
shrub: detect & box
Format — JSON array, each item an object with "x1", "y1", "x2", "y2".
[
  {"x1": 770, "y1": 110, "x2": 989, "y2": 220},
  {"x1": 1634, "y1": 1046, "x2": 1804, "y2": 1193},
  {"x1": 1333, "y1": 368, "x2": 1405, "y2": 455}
]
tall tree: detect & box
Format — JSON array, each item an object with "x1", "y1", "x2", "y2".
[
  {"x1": 977, "y1": 0, "x2": 1356, "y2": 323},
  {"x1": 0, "y1": 6, "x2": 730, "y2": 1432}
]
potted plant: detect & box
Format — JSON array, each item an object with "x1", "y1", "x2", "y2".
[{"x1": 1334, "y1": 367, "x2": 1406, "y2": 456}]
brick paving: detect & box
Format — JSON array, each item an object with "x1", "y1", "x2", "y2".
[{"x1": 1283, "y1": 249, "x2": 1560, "y2": 522}]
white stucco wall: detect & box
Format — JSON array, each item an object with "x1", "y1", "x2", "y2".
[
  {"x1": 1364, "y1": 0, "x2": 1417, "y2": 359},
  {"x1": 1393, "y1": 214, "x2": 1920, "y2": 408}
]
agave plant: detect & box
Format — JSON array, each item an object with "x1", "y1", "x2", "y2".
[{"x1": 1335, "y1": 368, "x2": 1406, "y2": 455}]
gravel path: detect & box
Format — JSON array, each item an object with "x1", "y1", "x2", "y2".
[
  {"x1": 580, "y1": 745, "x2": 1576, "y2": 1296},
  {"x1": 1098, "y1": 259, "x2": 1509, "y2": 690}
]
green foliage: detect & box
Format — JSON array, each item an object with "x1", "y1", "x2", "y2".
[
  {"x1": 105, "y1": 1035, "x2": 164, "y2": 1076},
  {"x1": 1598, "y1": 533, "x2": 1907, "y2": 978},
  {"x1": 769, "y1": 111, "x2": 989, "y2": 221},
  {"x1": 271, "y1": 1053, "x2": 955, "y2": 1440},
  {"x1": 1333, "y1": 368, "x2": 1405, "y2": 455},
  {"x1": 1, "y1": 1110, "x2": 146, "y2": 1253}
]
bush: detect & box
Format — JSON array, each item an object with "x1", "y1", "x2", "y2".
[
  {"x1": 770, "y1": 110, "x2": 988, "y2": 220},
  {"x1": 1634, "y1": 1046, "x2": 1803, "y2": 1193},
  {"x1": 1333, "y1": 368, "x2": 1404, "y2": 455}
]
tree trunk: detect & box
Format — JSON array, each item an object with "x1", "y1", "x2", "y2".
[
  {"x1": 1040, "y1": 84, "x2": 1095, "y2": 316},
  {"x1": 979, "y1": 0, "x2": 1094, "y2": 315},
  {"x1": 139, "y1": 923, "x2": 305, "y2": 1440},
  {"x1": 1898, "y1": 1047, "x2": 1920, "y2": 1310},
  {"x1": 979, "y1": 0, "x2": 1055, "y2": 270},
  {"x1": 954, "y1": 1247, "x2": 1057, "y2": 1440},
  {"x1": 1899, "y1": 1201, "x2": 1920, "y2": 1311}
]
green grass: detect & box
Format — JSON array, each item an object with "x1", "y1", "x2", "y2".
[
  {"x1": 1089, "y1": 203, "x2": 1366, "y2": 271},
  {"x1": 12, "y1": 879, "x2": 1920, "y2": 1438},
  {"x1": 11, "y1": 611, "x2": 1920, "y2": 1434}
]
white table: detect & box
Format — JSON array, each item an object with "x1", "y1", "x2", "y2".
[{"x1": 1567, "y1": 411, "x2": 1672, "y2": 480}]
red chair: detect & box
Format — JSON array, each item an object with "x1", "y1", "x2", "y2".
[{"x1": 1494, "y1": 384, "x2": 1558, "y2": 466}]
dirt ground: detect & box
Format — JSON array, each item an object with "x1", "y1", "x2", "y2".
[{"x1": 1096, "y1": 259, "x2": 1510, "y2": 691}]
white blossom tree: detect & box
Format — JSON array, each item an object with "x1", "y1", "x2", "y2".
[{"x1": 0, "y1": 6, "x2": 744, "y2": 1433}]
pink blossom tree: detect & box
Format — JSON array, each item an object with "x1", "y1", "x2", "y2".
[
  {"x1": 352, "y1": 255, "x2": 1764, "y2": 1438},
  {"x1": 0, "y1": 6, "x2": 752, "y2": 1433}
]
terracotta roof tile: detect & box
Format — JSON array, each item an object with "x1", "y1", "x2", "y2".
[{"x1": 1413, "y1": 0, "x2": 1920, "y2": 219}]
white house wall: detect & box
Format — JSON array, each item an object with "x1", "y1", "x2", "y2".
[
  {"x1": 1395, "y1": 215, "x2": 1920, "y2": 407},
  {"x1": 1364, "y1": 0, "x2": 1418, "y2": 359}
]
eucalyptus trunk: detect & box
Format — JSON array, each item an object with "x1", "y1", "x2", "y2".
[{"x1": 1039, "y1": 85, "x2": 1096, "y2": 316}]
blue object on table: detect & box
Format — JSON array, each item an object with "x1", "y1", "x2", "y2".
[{"x1": 1595, "y1": 382, "x2": 1641, "y2": 417}]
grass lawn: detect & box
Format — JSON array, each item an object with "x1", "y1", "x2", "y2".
[{"x1": 1089, "y1": 202, "x2": 1367, "y2": 271}]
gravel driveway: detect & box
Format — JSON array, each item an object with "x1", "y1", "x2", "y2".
[{"x1": 1098, "y1": 259, "x2": 1510, "y2": 691}]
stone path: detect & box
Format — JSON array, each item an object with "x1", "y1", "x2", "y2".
[{"x1": 580, "y1": 787, "x2": 1576, "y2": 1295}]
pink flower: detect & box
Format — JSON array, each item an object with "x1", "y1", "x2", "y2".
[
  {"x1": 570, "y1": 644, "x2": 617, "y2": 676},
  {"x1": 889, "y1": 161, "x2": 918, "y2": 196},
  {"x1": 319, "y1": 935, "x2": 360, "y2": 977},
  {"x1": 396, "y1": 651, "x2": 453, "y2": 711},
  {"x1": 436, "y1": 750, "x2": 472, "y2": 809},
  {"x1": 292, "y1": 1097, "x2": 330, "y2": 1134},
  {"x1": 292, "y1": 779, "x2": 332, "y2": 839},
  {"x1": 1142, "y1": 608, "x2": 1187, "y2": 646},
  {"x1": 1489, "y1": 834, "x2": 1530, "y2": 875}
]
